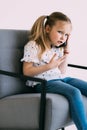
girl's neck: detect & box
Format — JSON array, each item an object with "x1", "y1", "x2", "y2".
[{"x1": 45, "y1": 39, "x2": 52, "y2": 49}]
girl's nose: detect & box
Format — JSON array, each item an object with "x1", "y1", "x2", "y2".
[{"x1": 60, "y1": 34, "x2": 66, "y2": 41}]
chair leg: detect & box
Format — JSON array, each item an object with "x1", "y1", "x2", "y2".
[{"x1": 61, "y1": 128, "x2": 65, "y2": 130}]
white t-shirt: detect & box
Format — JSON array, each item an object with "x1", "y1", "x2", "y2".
[{"x1": 21, "y1": 41, "x2": 65, "y2": 86}]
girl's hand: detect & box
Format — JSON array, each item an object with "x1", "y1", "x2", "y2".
[
  {"x1": 48, "y1": 53, "x2": 66, "y2": 69},
  {"x1": 64, "y1": 35, "x2": 70, "y2": 54}
]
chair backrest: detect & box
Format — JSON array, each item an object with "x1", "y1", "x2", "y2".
[{"x1": 0, "y1": 29, "x2": 29, "y2": 98}]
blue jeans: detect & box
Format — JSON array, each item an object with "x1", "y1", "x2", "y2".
[{"x1": 35, "y1": 77, "x2": 87, "y2": 130}]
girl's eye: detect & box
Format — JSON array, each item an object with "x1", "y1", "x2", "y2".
[
  {"x1": 58, "y1": 31, "x2": 69, "y2": 37},
  {"x1": 58, "y1": 31, "x2": 62, "y2": 34}
]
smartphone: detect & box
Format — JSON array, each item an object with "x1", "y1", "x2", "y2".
[
  {"x1": 55, "y1": 42, "x2": 67, "y2": 48},
  {"x1": 59, "y1": 42, "x2": 67, "y2": 48}
]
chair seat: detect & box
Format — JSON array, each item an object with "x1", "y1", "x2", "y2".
[{"x1": 0, "y1": 93, "x2": 87, "y2": 130}]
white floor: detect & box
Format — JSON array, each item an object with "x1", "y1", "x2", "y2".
[
  {"x1": 66, "y1": 125, "x2": 77, "y2": 130},
  {"x1": 58, "y1": 125, "x2": 77, "y2": 130}
]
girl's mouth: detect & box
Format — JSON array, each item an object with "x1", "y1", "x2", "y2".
[{"x1": 57, "y1": 41, "x2": 63, "y2": 46}]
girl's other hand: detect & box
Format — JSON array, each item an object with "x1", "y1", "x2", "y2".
[{"x1": 48, "y1": 54, "x2": 66, "y2": 69}]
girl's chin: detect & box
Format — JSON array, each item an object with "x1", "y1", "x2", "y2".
[{"x1": 56, "y1": 44, "x2": 61, "y2": 47}]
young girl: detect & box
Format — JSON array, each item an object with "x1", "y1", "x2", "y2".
[{"x1": 21, "y1": 12, "x2": 87, "y2": 130}]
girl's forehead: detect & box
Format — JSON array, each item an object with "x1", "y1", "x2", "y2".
[{"x1": 54, "y1": 21, "x2": 72, "y2": 32}]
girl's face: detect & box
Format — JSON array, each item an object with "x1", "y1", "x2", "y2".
[{"x1": 46, "y1": 21, "x2": 72, "y2": 47}]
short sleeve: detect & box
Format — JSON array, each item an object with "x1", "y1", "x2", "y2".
[{"x1": 21, "y1": 41, "x2": 39, "y2": 63}]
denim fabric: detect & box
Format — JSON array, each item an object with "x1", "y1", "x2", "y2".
[{"x1": 35, "y1": 77, "x2": 87, "y2": 130}]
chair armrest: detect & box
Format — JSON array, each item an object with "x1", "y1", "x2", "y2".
[
  {"x1": 0, "y1": 69, "x2": 47, "y2": 130},
  {"x1": 0, "y1": 69, "x2": 46, "y2": 82},
  {"x1": 68, "y1": 64, "x2": 87, "y2": 70}
]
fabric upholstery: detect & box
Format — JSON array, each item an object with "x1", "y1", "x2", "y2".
[
  {"x1": 0, "y1": 29, "x2": 29, "y2": 98},
  {"x1": 0, "y1": 94, "x2": 71, "y2": 130}
]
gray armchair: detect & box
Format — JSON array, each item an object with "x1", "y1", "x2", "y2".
[{"x1": 0, "y1": 29, "x2": 87, "y2": 130}]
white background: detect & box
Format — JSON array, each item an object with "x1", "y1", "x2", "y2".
[
  {"x1": 0, "y1": 0, "x2": 87, "y2": 129},
  {"x1": 0, "y1": 0, "x2": 87, "y2": 65}
]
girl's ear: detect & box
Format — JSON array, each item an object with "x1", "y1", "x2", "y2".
[{"x1": 45, "y1": 25, "x2": 51, "y2": 33}]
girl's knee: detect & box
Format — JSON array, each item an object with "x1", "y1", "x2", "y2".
[{"x1": 69, "y1": 87, "x2": 81, "y2": 98}]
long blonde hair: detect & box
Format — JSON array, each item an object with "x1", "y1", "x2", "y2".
[{"x1": 29, "y1": 12, "x2": 72, "y2": 59}]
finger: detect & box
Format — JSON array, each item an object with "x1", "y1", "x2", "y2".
[
  {"x1": 51, "y1": 53, "x2": 57, "y2": 60},
  {"x1": 59, "y1": 55, "x2": 66, "y2": 61},
  {"x1": 66, "y1": 34, "x2": 70, "y2": 43}
]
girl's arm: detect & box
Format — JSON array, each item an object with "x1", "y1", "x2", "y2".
[
  {"x1": 23, "y1": 61, "x2": 51, "y2": 76},
  {"x1": 23, "y1": 54, "x2": 66, "y2": 76}
]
